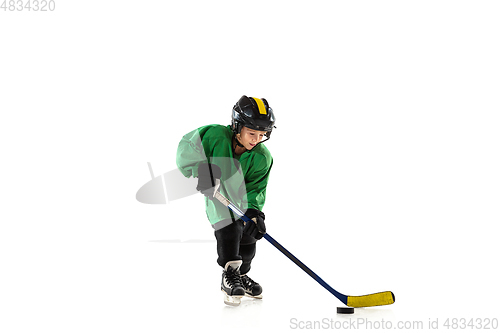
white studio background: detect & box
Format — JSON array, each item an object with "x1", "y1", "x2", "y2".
[{"x1": 1, "y1": 1, "x2": 499, "y2": 332}]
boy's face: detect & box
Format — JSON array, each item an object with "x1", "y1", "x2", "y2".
[{"x1": 237, "y1": 126, "x2": 267, "y2": 150}]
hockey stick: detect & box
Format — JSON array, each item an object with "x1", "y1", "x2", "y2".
[{"x1": 213, "y1": 189, "x2": 395, "y2": 308}]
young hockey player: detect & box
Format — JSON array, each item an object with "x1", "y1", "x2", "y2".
[{"x1": 176, "y1": 95, "x2": 275, "y2": 306}]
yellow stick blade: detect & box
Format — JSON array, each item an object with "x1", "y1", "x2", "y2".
[{"x1": 347, "y1": 291, "x2": 395, "y2": 308}]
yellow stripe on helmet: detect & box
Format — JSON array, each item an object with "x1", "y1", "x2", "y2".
[{"x1": 252, "y1": 97, "x2": 267, "y2": 115}]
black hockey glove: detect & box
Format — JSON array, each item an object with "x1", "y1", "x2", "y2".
[
  {"x1": 196, "y1": 162, "x2": 222, "y2": 199},
  {"x1": 243, "y1": 208, "x2": 266, "y2": 240}
]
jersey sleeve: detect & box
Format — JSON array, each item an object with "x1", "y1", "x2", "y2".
[
  {"x1": 244, "y1": 153, "x2": 273, "y2": 211},
  {"x1": 176, "y1": 127, "x2": 209, "y2": 178}
]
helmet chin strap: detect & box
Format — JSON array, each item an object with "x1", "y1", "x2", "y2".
[
  {"x1": 232, "y1": 134, "x2": 247, "y2": 156},
  {"x1": 234, "y1": 134, "x2": 246, "y2": 148}
]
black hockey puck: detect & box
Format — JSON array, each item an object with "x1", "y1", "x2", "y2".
[{"x1": 337, "y1": 307, "x2": 354, "y2": 314}]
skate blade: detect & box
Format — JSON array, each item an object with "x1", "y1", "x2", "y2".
[
  {"x1": 222, "y1": 290, "x2": 243, "y2": 306},
  {"x1": 244, "y1": 292, "x2": 263, "y2": 299}
]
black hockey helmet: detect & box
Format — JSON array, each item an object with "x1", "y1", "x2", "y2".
[{"x1": 231, "y1": 95, "x2": 276, "y2": 141}]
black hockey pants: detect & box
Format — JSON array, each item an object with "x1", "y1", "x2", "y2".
[{"x1": 214, "y1": 218, "x2": 257, "y2": 275}]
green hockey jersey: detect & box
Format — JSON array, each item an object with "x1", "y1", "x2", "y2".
[{"x1": 176, "y1": 124, "x2": 273, "y2": 226}]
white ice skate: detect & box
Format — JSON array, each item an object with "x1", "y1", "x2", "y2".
[
  {"x1": 241, "y1": 274, "x2": 263, "y2": 299},
  {"x1": 221, "y1": 260, "x2": 245, "y2": 306}
]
